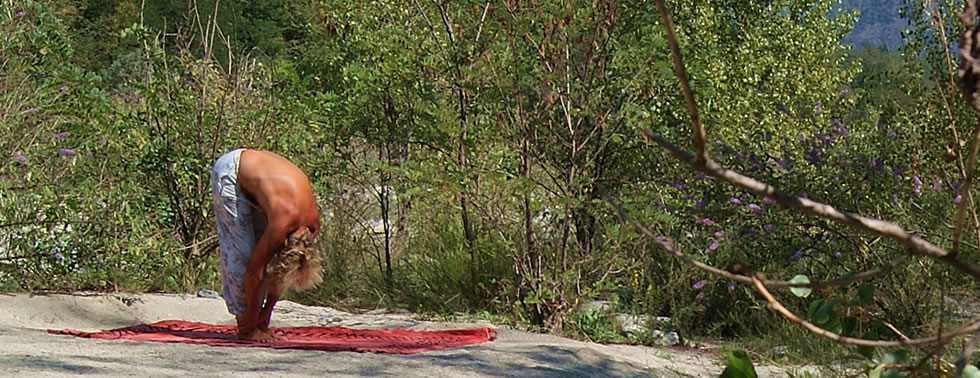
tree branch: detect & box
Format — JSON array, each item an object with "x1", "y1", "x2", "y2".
[
  {"x1": 750, "y1": 273, "x2": 980, "y2": 348},
  {"x1": 596, "y1": 184, "x2": 908, "y2": 289},
  {"x1": 639, "y1": 129, "x2": 980, "y2": 281},
  {"x1": 652, "y1": 0, "x2": 707, "y2": 162}
]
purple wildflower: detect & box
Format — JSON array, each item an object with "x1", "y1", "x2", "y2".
[
  {"x1": 748, "y1": 203, "x2": 762, "y2": 212},
  {"x1": 913, "y1": 175, "x2": 922, "y2": 187},
  {"x1": 913, "y1": 187, "x2": 922, "y2": 197},
  {"x1": 16, "y1": 10, "x2": 25, "y2": 17},
  {"x1": 59, "y1": 85, "x2": 68, "y2": 93},
  {"x1": 892, "y1": 195, "x2": 899, "y2": 203},
  {"x1": 97, "y1": 138, "x2": 106, "y2": 145},
  {"x1": 715, "y1": 140, "x2": 738, "y2": 157},
  {"x1": 655, "y1": 236, "x2": 674, "y2": 250},
  {"x1": 23, "y1": 107, "x2": 39, "y2": 114},
  {"x1": 173, "y1": 233, "x2": 181, "y2": 241},
  {"x1": 791, "y1": 250, "x2": 804, "y2": 261},
  {"x1": 773, "y1": 157, "x2": 790, "y2": 171},
  {"x1": 955, "y1": 194, "x2": 963, "y2": 204},
  {"x1": 763, "y1": 196, "x2": 775, "y2": 205},
  {"x1": 730, "y1": 197, "x2": 742, "y2": 205},
  {"x1": 714, "y1": 231, "x2": 724, "y2": 238},
  {"x1": 671, "y1": 181, "x2": 689, "y2": 189},
  {"x1": 692, "y1": 280, "x2": 707, "y2": 290},
  {"x1": 54, "y1": 131, "x2": 69, "y2": 139},
  {"x1": 815, "y1": 133, "x2": 830, "y2": 145},
  {"x1": 58, "y1": 148, "x2": 75, "y2": 156},
  {"x1": 775, "y1": 104, "x2": 795, "y2": 118},
  {"x1": 695, "y1": 218, "x2": 715, "y2": 226},
  {"x1": 705, "y1": 241, "x2": 720, "y2": 253},
  {"x1": 837, "y1": 88, "x2": 849, "y2": 102},
  {"x1": 728, "y1": 282, "x2": 736, "y2": 292},
  {"x1": 694, "y1": 200, "x2": 708, "y2": 209},
  {"x1": 11, "y1": 152, "x2": 26, "y2": 164},
  {"x1": 955, "y1": 180, "x2": 964, "y2": 190},
  {"x1": 798, "y1": 135, "x2": 805, "y2": 143},
  {"x1": 831, "y1": 119, "x2": 848, "y2": 136},
  {"x1": 934, "y1": 179, "x2": 942, "y2": 191},
  {"x1": 871, "y1": 157, "x2": 885, "y2": 173},
  {"x1": 696, "y1": 292, "x2": 705, "y2": 300},
  {"x1": 833, "y1": 251, "x2": 842, "y2": 259},
  {"x1": 764, "y1": 224, "x2": 775, "y2": 231},
  {"x1": 54, "y1": 253, "x2": 64, "y2": 260},
  {"x1": 888, "y1": 131, "x2": 897, "y2": 138}
]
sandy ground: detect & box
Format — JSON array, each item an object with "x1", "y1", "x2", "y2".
[{"x1": 0, "y1": 293, "x2": 814, "y2": 377}]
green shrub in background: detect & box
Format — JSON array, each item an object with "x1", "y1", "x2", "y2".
[
  {"x1": 0, "y1": 0, "x2": 311, "y2": 292},
  {"x1": 5, "y1": 1, "x2": 980, "y2": 373}
]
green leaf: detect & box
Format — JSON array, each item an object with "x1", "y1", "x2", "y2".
[
  {"x1": 719, "y1": 349, "x2": 758, "y2": 378},
  {"x1": 842, "y1": 316, "x2": 858, "y2": 337},
  {"x1": 814, "y1": 299, "x2": 840, "y2": 325},
  {"x1": 962, "y1": 365, "x2": 980, "y2": 378},
  {"x1": 868, "y1": 364, "x2": 884, "y2": 378},
  {"x1": 789, "y1": 275, "x2": 811, "y2": 298},
  {"x1": 808, "y1": 299, "x2": 822, "y2": 320},
  {"x1": 858, "y1": 283, "x2": 875, "y2": 305},
  {"x1": 881, "y1": 349, "x2": 909, "y2": 365},
  {"x1": 858, "y1": 328, "x2": 878, "y2": 360},
  {"x1": 880, "y1": 350, "x2": 909, "y2": 378}
]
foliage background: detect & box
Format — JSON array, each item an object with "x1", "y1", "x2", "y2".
[{"x1": 2, "y1": 0, "x2": 979, "y2": 370}]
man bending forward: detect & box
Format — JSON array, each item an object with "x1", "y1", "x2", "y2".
[{"x1": 210, "y1": 149, "x2": 321, "y2": 342}]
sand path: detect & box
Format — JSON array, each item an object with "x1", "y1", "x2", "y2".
[{"x1": 0, "y1": 293, "x2": 808, "y2": 377}]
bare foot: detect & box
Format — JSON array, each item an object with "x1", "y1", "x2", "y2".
[
  {"x1": 238, "y1": 328, "x2": 283, "y2": 342},
  {"x1": 258, "y1": 326, "x2": 285, "y2": 342}
]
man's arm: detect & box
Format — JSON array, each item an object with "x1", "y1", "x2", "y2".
[{"x1": 239, "y1": 218, "x2": 292, "y2": 335}]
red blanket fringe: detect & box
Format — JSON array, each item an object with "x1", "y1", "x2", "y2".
[{"x1": 49, "y1": 320, "x2": 497, "y2": 354}]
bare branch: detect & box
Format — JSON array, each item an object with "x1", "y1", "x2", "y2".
[
  {"x1": 932, "y1": 6, "x2": 980, "y2": 254},
  {"x1": 954, "y1": 119, "x2": 980, "y2": 255},
  {"x1": 651, "y1": 0, "x2": 707, "y2": 162},
  {"x1": 474, "y1": 2, "x2": 490, "y2": 44},
  {"x1": 958, "y1": 0, "x2": 980, "y2": 111},
  {"x1": 639, "y1": 129, "x2": 980, "y2": 281},
  {"x1": 750, "y1": 274, "x2": 980, "y2": 347},
  {"x1": 435, "y1": 0, "x2": 455, "y2": 45}
]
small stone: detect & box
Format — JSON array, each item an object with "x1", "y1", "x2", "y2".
[
  {"x1": 658, "y1": 331, "x2": 680, "y2": 346},
  {"x1": 579, "y1": 300, "x2": 616, "y2": 314},
  {"x1": 615, "y1": 313, "x2": 651, "y2": 338}
]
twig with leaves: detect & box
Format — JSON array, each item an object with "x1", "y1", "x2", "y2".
[{"x1": 596, "y1": 0, "x2": 980, "y2": 370}]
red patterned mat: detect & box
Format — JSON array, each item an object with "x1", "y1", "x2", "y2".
[{"x1": 48, "y1": 320, "x2": 497, "y2": 354}]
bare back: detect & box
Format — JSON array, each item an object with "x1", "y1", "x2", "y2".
[{"x1": 237, "y1": 150, "x2": 320, "y2": 236}]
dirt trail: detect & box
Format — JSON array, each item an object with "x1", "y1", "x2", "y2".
[{"x1": 0, "y1": 293, "x2": 809, "y2": 377}]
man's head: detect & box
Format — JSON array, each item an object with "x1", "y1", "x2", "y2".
[{"x1": 265, "y1": 228, "x2": 323, "y2": 297}]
